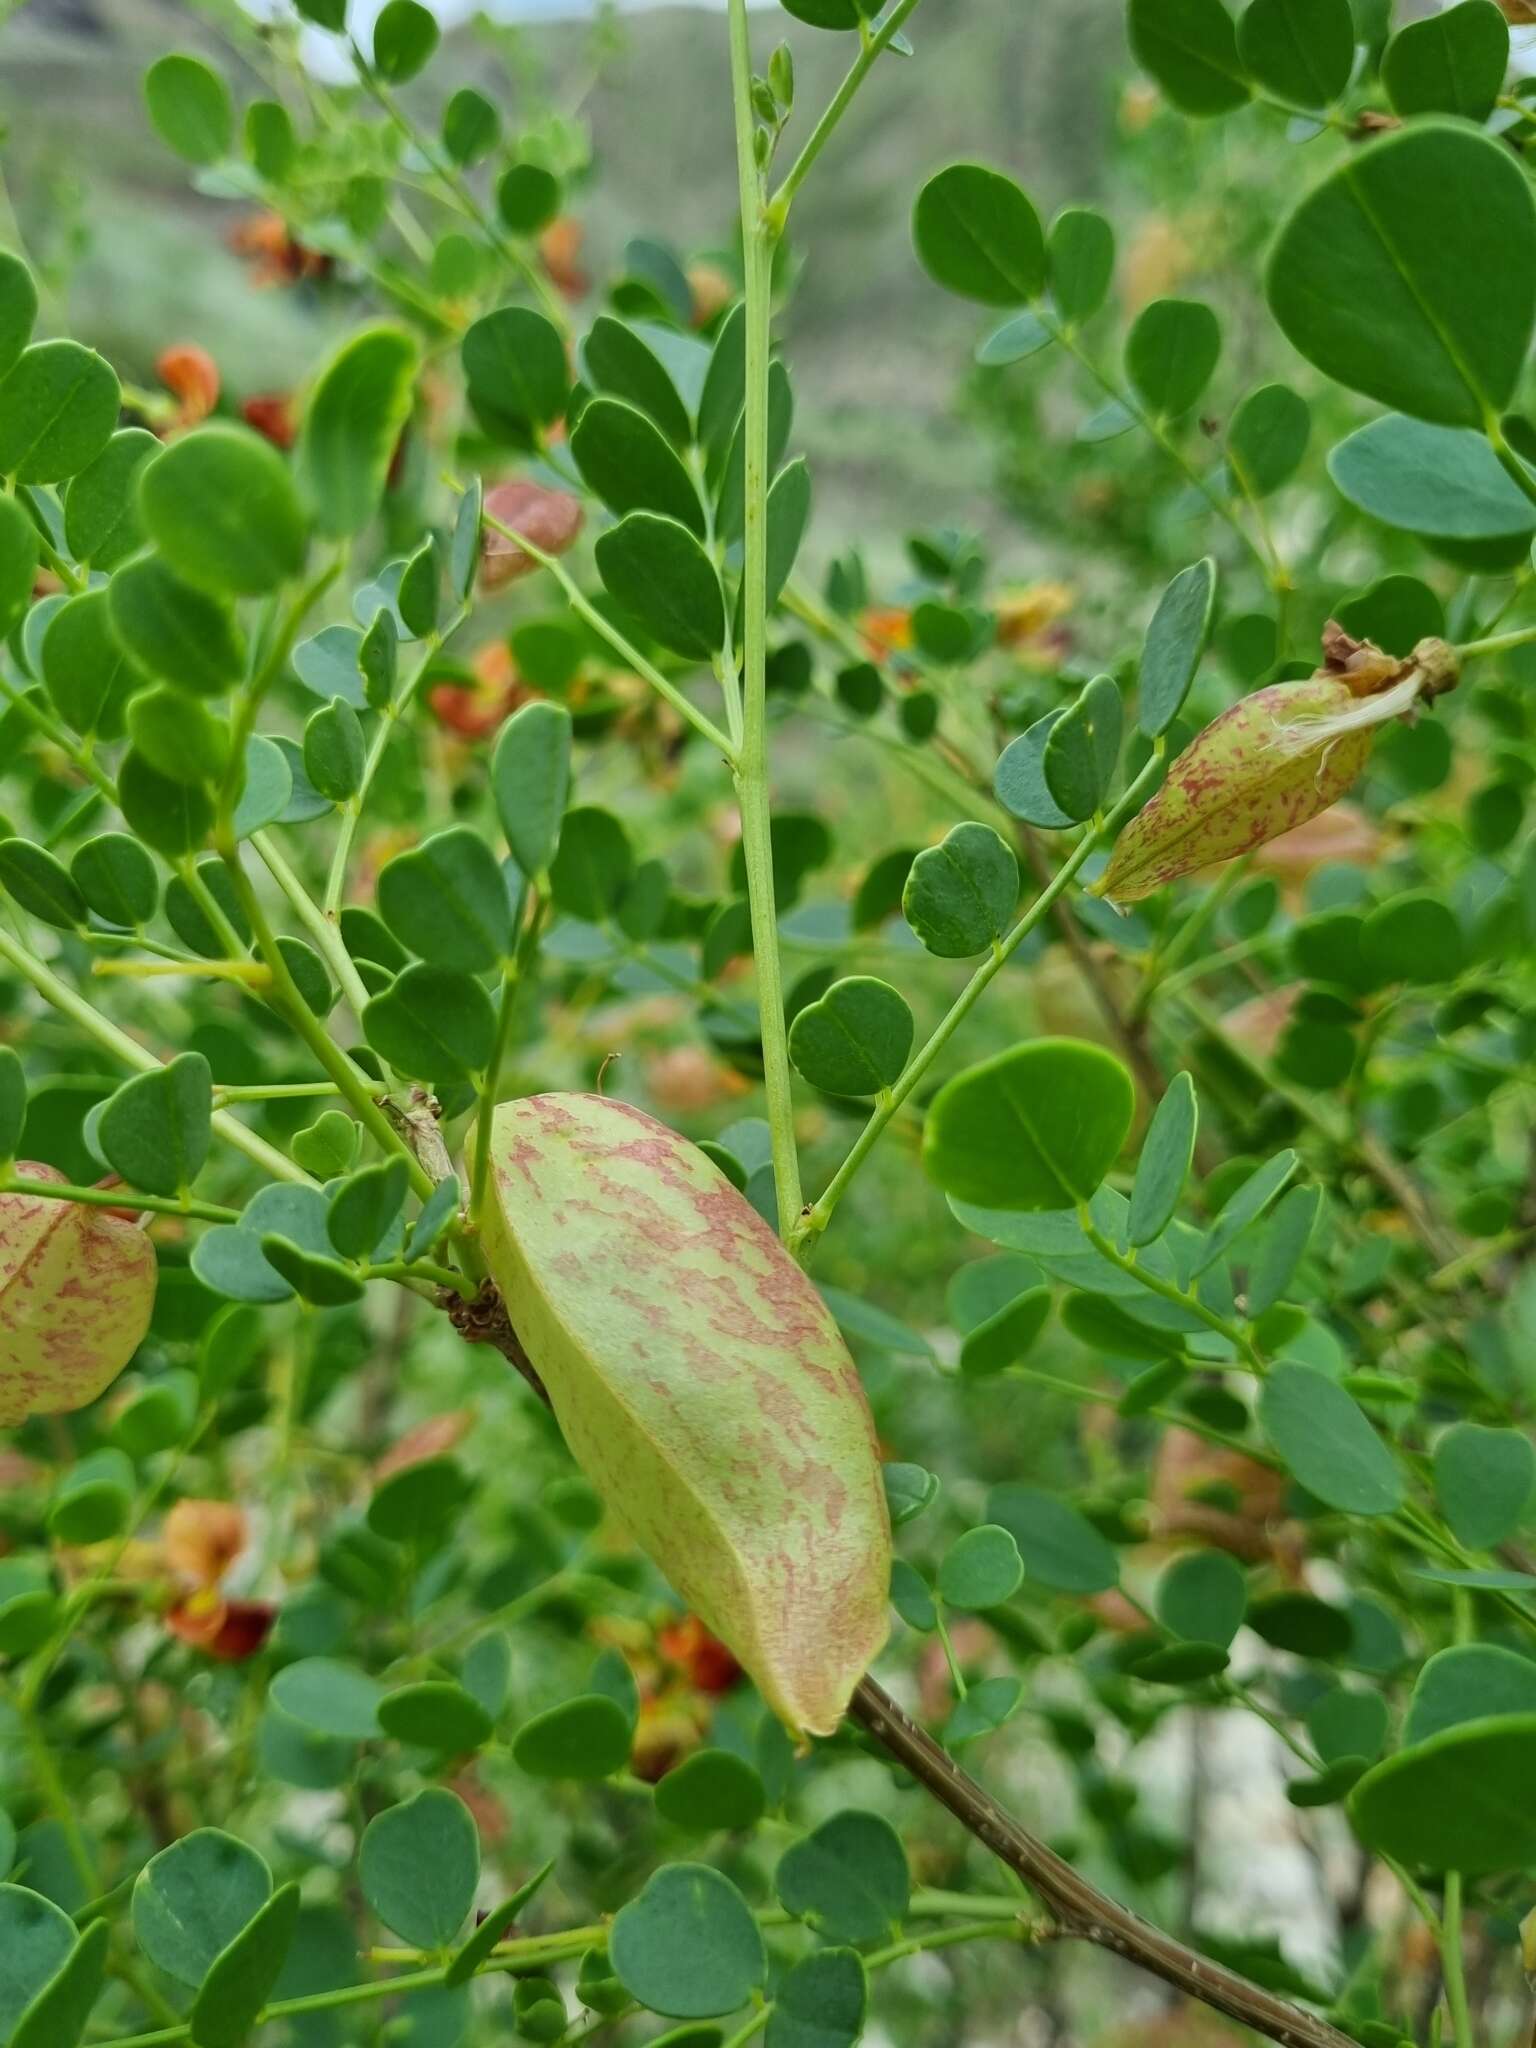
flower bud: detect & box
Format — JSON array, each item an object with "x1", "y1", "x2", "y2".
[
  {"x1": 0, "y1": 1165, "x2": 157, "y2": 1424},
  {"x1": 477, "y1": 1093, "x2": 891, "y2": 1738}
]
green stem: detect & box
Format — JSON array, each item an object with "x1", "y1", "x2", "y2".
[
  {"x1": 770, "y1": 0, "x2": 928, "y2": 221},
  {"x1": 727, "y1": 0, "x2": 803, "y2": 1240},
  {"x1": 251, "y1": 831, "x2": 374, "y2": 1019},
  {"x1": 469, "y1": 892, "x2": 546, "y2": 1228},
  {"x1": 790, "y1": 751, "x2": 1164, "y2": 1255},
  {"x1": 0, "y1": 1176, "x2": 238, "y2": 1224},
  {"x1": 1454, "y1": 619, "x2": 1536, "y2": 662},
  {"x1": 0, "y1": 927, "x2": 311, "y2": 1186},
  {"x1": 1077, "y1": 1210, "x2": 1265, "y2": 1372},
  {"x1": 478, "y1": 509, "x2": 736, "y2": 756},
  {"x1": 215, "y1": 851, "x2": 434, "y2": 1199},
  {"x1": 1439, "y1": 1872, "x2": 1474, "y2": 2048}
]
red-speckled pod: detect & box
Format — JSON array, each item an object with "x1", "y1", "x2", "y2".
[
  {"x1": 0, "y1": 1164, "x2": 157, "y2": 1424},
  {"x1": 478, "y1": 1093, "x2": 891, "y2": 1739}
]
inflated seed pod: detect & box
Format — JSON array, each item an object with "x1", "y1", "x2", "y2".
[
  {"x1": 1093, "y1": 629, "x2": 1457, "y2": 904},
  {"x1": 0, "y1": 1163, "x2": 157, "y2": 1424},
  {"x1": 477, "y1": 1093, "x2": 890, "y2": 1739}
]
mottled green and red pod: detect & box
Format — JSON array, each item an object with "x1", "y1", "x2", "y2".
[
  {"x1": 1095, "y1": 630, "x2": 1458, "y2": 904},
  {"x1": 0, "y1": 1165, "x2": 158, "y2": 1425},
  {"x1": 478, "y1": 1093, "x2": 891, "y2": 1738}
]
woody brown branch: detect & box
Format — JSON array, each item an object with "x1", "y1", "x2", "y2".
[{"x1": 442, "y1": 1276, "x2": 1354, "y2": 2048}]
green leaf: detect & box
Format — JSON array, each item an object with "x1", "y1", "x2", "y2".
[
  {"x1": 0, "y1": 251, "x2": 36, "y2": 378},
  {"x1": 293, "y1": 1112, "x2": 359, "y2": 1179},
  {"x1": 368, "y1": 1455, "x2": 465, "y2": 1544},
  {"x1": 611, "y1": 1866, "x2": 764, "y2": 2021},
  {"x1": 133, "y1": 1831, "x2": 272, "y2": 1987},
  {"x1": 788, "y1": 976, "x2": 912, "y2": 1097},
  {"x1": 655, "y1": 1751, "x2": 767, "y2": 1834},
  {"x1": 512, "y1": 1694, "x2": 633, "y2": 1780},
  {"x1": 924, "y1": 1038, "x2": 1134, "y2": 1210},
  {"x1": 363, "y1": 965, "x2": 495, "y2": 1084},
  {"x1": 1404, "y1": 1644, "x2": 1536, "y2": 1748},
  {"x1": 117, "y1": 752, "x2": 214, "y2": 858},
  {"x1": 139, "y1": 425, "x2": 307, "y2": 598},
  {"x1": 361, "y1": 1790, "x2": 479, "y2": 1949},
  {"x1": 269, "y1": 1657, "x2": 384, "y2": 1740},
  {"x1": 12, "y1": 1918, "x2": 107, "y2": 2048},
  {"x1": 976, "y1": 310, "x2": 1053, "y2": 367},
  {"x1": 493, "y1": 700, "x2": 572, "y2": 879},
  {"x1": 372, "y1": 0, "x2": 439, "y2": 82},
  {"x1": 1049, "y1": 206, "x2": 1114, "y2": 325},
  {"x1": 1267, "y1": 120, "x2": 1536, "y2": 428},
  {"x1": 0, "y1": 838, "x2": 85, "y2": 930},
  {"x1": 108, "y1": 557, "x2": 245, "y2": 697},
  {"x1": 775, "y1": 1812, "x2": 909, "y2": 1945},
  {"x1": 296, "y1": 326, "x2": 419, "y2": 541},
  {"x1": 1138, "y1": 558, "x2": 1216, "y2": 737},
  {"x1": 189, "y1": 1883, "x2": 300, "y2": 2048},
  {"x1": 0, "y1": 341, "x2": 120, "y2": 484},
  {"x1": 1308, "y1": 1686, "x2": 1389, "y2": 1767},
  {"x1": 986, "y1": 1483, "x2": 1120, "y2": 1591},
  {"x1": 1128, "y1": 0, "x2": 1250, "y2": 114},
  {"x1": 245, "y1": 99, "x2": 297, "y2": 181},
  {"x1": 1260, "y1": 1363, "x2": 1403, "y2": 1515},
  {"x1": 1126, "y1": 298, "x2": 1220, "y2": 418},
  {"x1": 937, "y1": 1524, "x2": 1024, "y2": 1610},
  {"x1": 97, "y1": 1052, "x2": 211, "y2": 1199},
  {"x1": 1157, "y1": 1549, "x2": 1246, "y2": 1648},
  {"x1": 959, "y1": 1284, "x2": 1051, "y2": 1377},
  {"x1": 902, "y1": 822, "x2": 1017, "y2": 958},
  {"x1": 1128, "y1": 1072, "x2": 1198, "y2": 1246},
  {"x1": 1361, "y1": 890, "x2": 1464, "y2": 984},
  {"x1": 234, "y1": 735, "x2": 293, "y2": 841},
  {"x1": 462, "y1": 307, "x2": 568, "y2": 446},
  {"x1": 573, "y1": 396, "x2": 704, "y2": 534},
  {"x1": 1328, "y1": 414, "x2": 1535, "y2": 541},
  {"x1": 443, "y1": 1863, "x2": 553, "y2": 1987},
  {"x1": 994, "y1": 711, "x2": 1074, "y2": 829},
  {"x1": 1246, "y1": 1182, "x2": 1320, "y2": 1315},
  {"x1": 582, "y1": 315, "x2": 692, "y2": 446},
  {"x1": 405, "y1": 1174, "x2": 460, "y2": 1260},
  {"x1": 378, "y1": 827, "x2": 515, "y2": 971},
  {"x1": 1383, "y1": 0, "x2": 1507, "y2": 120},
  {"x1": 1227, "y1": 382, "x2": 1311, "y2": 497},
  {"x1": 305, "y1": 700, "x2": 368, "y2": 802},
  {"x1": 1042, "y1": 672, "x2": 1120, "y2": 821},
  {"x1": 64, "y1": 428, "x2": 157, "y2": 570},
  {"x1": 0, "y1": 1887, "x2": 87, "y2": 2038},
  {"x1": 497, "y1": 161, "x2": 561, "y2": 236},
  {"x1": 1193, "y1": 1148, "x2": 1299, "y2": 1273},
  {"x1": 883, "y1": 1462, "x2": 939, "y2": 1527},
  {"x1": 0, "y1": 494, "x2": 37, "y2": 640},
  {"x1": 0, "y1": 1048, "x2": 25, "y2": 1167},
  {"x1": 550, "y1": 805, "x2": 634, "y2": 921},
  {"x1": 765, "y1": 1949, "x2": 866, "y2": 2048},
  {"x1": 764, "y1": 457, "x2": 812, "y2": 610},
  {"x1": 890, "y1": 1559, "x2": 937, "y2": 1632},
  {"x1": 380, "y1": 1680, "x2": 494, "y2": 1754},
  {"x1": 327, "y1": 1158, "x2": 409, "y2": 1262},
  {"x1": 144, "y1": 54, "x2": 232, "y2": 164},
  {"x1": 912, "y1": 163, "x2": 1046, "y2": 306},
  {"x1": 442, "y1": 87, "x2": 500, "y2": 166},
  {"x1": 1433, "y1": 1424, "x2": 1535, "y2": 1550},
  {"x1": 1237, "y1": 0, "x2": 1355, "y2": 107},
  {"x1": 1350, "y1": 1714, "x2": 1536, "y2": 1875},
  {"x1": 594, "y1": 512, "x2": 724, "y2": 661},
  {"x1": 127, "y1": 686, "x2": 230, "y2": 788}
]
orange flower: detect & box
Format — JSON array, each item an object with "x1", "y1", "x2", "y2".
[
  {"x1": 156, "y1": 343, "x2": 220, "y2": 427},
  {"x1": 994, "y1": 580, "x2": 1073, "y2": 648},
  {"x1": 538, "y1": 216, "x2": 589, "y2": 300},
  {"x1": 241, "y1": 393, "x2": 297, "y2": 450},
  {"x1": 657, "y1": 1614, "x2": 742, "y2": 1698},
  {"x1": 687, "y1": 261, "x2": 735, "y2": 329},
  {"x1": 227, "y1": 211, "x2": 333, "y2": 287},
  {"x1": 163, "y1": 1499, "x2": 246, "y2": 1586},
  {"x1": 860, "y1": 606, "x2": 911, "y2": 658},
  {"x1": 166, "y1": 1593, "x2": 275, "y2": 1662},
  {"x1": 428, "y1": 640, "x2": 528, "y2": 740},
  {"x1": 374, "y1": 1409, "x2": 474, "y2": 1482}
]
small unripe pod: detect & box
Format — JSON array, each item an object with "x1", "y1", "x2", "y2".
[
  {"x1": 0, "y1": 1164, "x2": 157, "y2": 1424},
  {"x1": 480, "y1": 480, "x2": 585, "y2": 590},
  {"x1": 477, "y1": 1094, "x2": 891, "y2": 1738}
]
